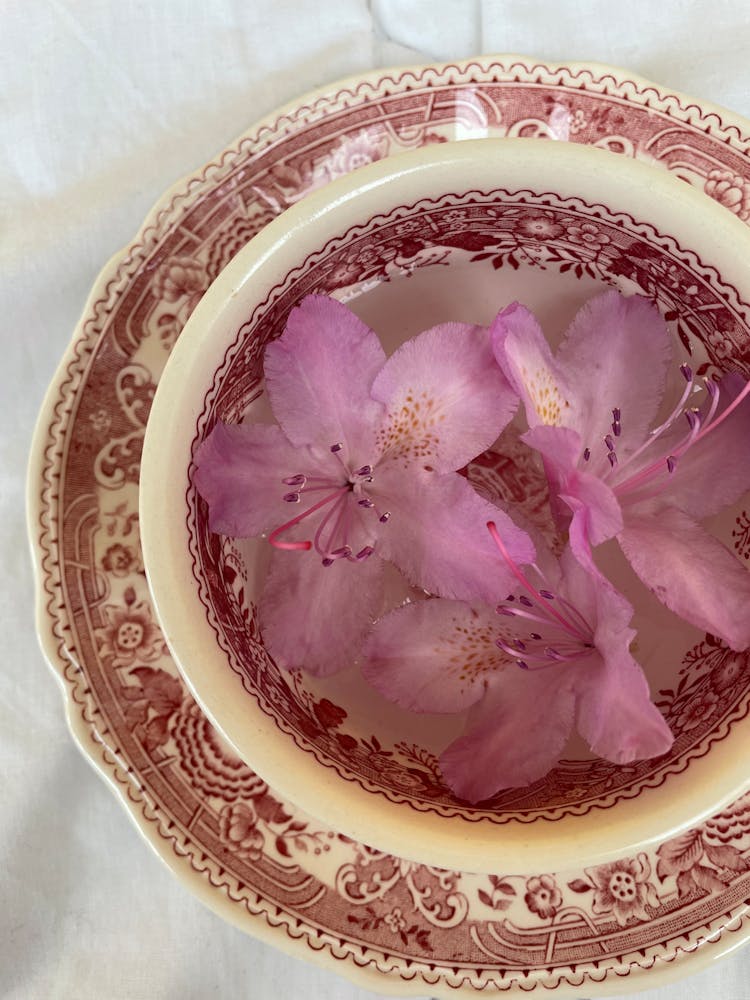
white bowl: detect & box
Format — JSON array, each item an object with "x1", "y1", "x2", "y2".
[{"x1": 141, "y1": 138, "x2": 750, "y2": 874}]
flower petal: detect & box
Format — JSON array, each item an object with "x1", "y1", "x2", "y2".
[
  {"x1": 521, "y1": 424, "x2": 623, "y2": 546},
  {"x1": 194, "y1": 421, "x2": 313, "y2": 537},
  {"x1": 362, "y1": 599, "x2": 508, "y2": 713},
  {"x1": 264, "y1": 294, "x2": 386, "y2": 457},
  {"x1": 260, "y1": 548, "x2": 384, "y2": 676},
  {"x1": 439, "y1": 667, "x2": 576, "y2": 802},
  {"x1": 573, "y1": 570, "x2": 673, "y2": 762},
  {"x1": 574, "y1": 645, "x2": 674, "y2": 764},
  {"x1": 556, "y1": 291, "x2": 672, "y2": 458},
  {"x1": 491, "y1": 302, "x2": 574, "y2": 430},
  {"x1": 619, "y1": 505, "x2": 750, "y2": 650},
  {"x1": 371, "y1": 464, "x2": 536, "y2": 604},
  {"x1": 654, "y1": 373, "x2": 750, "y2": 520},
  {"x1": 370, "y1": 321, "x2": 518, "y2": 473}
]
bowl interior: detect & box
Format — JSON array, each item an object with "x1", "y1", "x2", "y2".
[{"x1": 185, "y1": 176, "x2": 750, "y2": 824}]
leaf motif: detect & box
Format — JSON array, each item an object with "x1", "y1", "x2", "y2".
[
  {"x1": 655, "y1": 828, "x2": 704, "y2": 875},
  {"x1": 256, "y1": 793, "x2": 292, "y2": 826},
  {"x1": 441, "y1": 232, "x2": 496, "y2": 252},
  {"x1": 692, "y1": 863, "x2": 729, "y2": 893},
  {"x1": 567, "y1": 879, "x2": 593, "y2": 893},
  {"x1": 496, "y1": 881, "x2": 516, "y2": 896},
  {"x1": 492, "y1": 898, "x2": 513, "y2": 911},
  {"x1": 142, "y1": 714, "x2": 170, "y2": 752},
  {"x1": 275, "y1": 836, "x2": 291, "y2": 858},
  {"x1": 123, "y1": 700, "x2": 149, "y2": 728},
  {"x1": 130, "y1": 668, "x2": 183, "y2": 715},
  {"x1": 676, "y1": 869, "x2": 697, "y2": 897},
  {"x1": 703, "y1": 843, "x2": 750, "y2": 872},
  {"x1": 477, "y1": 889, "x2": 493, "y2": 907}
]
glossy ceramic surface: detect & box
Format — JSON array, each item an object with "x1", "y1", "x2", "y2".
[{"x1": 29, "y1": 57, "x2": 750, "y2": 996}]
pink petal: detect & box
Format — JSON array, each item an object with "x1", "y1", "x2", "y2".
[
  {"x1": 522, "y1": 424, "x2": 623, "y2": 545},
  {"x1": 264, "y1": 295, "x2": 386, "y2": 458},
  {"x1": 491, "y1": 302, "x2": 574, "y2": 430},
  {"x1": 619, "y1": 505, "x2": 750, "y2": 650},
  {"x1": 655, "y1": 373, "x2": 750, "y2": 520},
  {"x1": 362, "y1": 599, "x2": 507, "y2": 713},
  {"x1": 574, "y1": 645, "x2": 674, "y2": 764},
  {"x1": 556, "y1": 291, "x2": 672, "y2": 459},
  {"x1": 439, "y1": 667, "x2": 576, "y2": 802},
  {"x1": 260, "y1": 547, "x2": 384, "y2": 676},
  {"x1": 371, "y1": 463, "x2": 536, "y2": 604},
  {"x1": 572, "y1": 570, "x2": 673, "y2": 762},
  {"x1": 370, "y1": 321, "x2": 518, "y2": 473},
  {"x1": 194, "y1": 421, "x2": 313, "y2": 537}
]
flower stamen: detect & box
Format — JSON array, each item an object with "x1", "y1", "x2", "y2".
[
  {"x1": 487, "y1": 521, "x2": 596, "y2": 672},
  {"x1": 269, "y1": 487, "x2": 349, "y2": 551}
]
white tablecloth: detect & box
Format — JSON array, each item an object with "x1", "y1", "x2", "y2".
[{"x1": 5, "y1": 2, "x2": 750, "y2": 997}]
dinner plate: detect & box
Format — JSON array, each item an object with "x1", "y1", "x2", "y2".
[{"x1": 28, "y1": 55, "x2": 750, "y2": 996}]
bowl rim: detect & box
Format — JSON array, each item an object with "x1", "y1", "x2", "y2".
[{"x1": 141, "y1": 136, "x2": 750, "y2": 874}]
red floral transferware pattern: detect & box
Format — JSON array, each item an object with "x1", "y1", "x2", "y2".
[
  {"x1": 188, "y1": 186, "x2": 750, "y2": 821},
  {"x1": 29, "y1": 57, "x2": 750, "y2": 995}
]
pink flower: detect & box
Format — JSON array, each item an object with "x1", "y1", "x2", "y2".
[
  {"x1": 152, "y1": 256, "x2": 209, "y2": 305},
  {"x1": 195, "y1": 295, "x2": 532, "y2": 676},
  {"x1": 524, "y1": 875, "x2": 562, "y2": 919},
  {"x1": 219, "y1": 802, "x2": 264, "y2": 861},
  {"x1": 565, "y1": 221, "x2": 610, "y2": 248},
  {"x1": 101, "y1": 542, "x2": 143, "y2": 577},
  {"x1": 517, "y1": 213, "x2": 565, "y2": 240},
  {"x1": 95, "y1": 597, "x2": 165, "y2": 668},
  {"x1": 363, "y1": 526, "x2": 672, "y2": 802},
  {"x1": 674, "y1": 687, "x2": 718, "y2": 731},
  {"x1": 383, "y1": 907, "x2": 407, "y2": 933},
  {"x1": 710, "y1": 651, "x2": 748, "y2": 693},
  {"x1": 492, "y1": 291, "x2": 750, "y2": 651},
  {"x1": 324, "y1": 128, "x2": 389, "y2": 180},
  {"x1": 586, "y1": 853, "x2": 659, "y2": 926}
]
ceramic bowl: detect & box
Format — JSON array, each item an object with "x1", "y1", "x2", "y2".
[{"x1": 141, "y1": 138, "x2": 750, "y2": 874}]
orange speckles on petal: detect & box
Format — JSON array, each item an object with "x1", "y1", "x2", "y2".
[
  {"x1": 527, "y1": 368, "x2": 568, "y2": 426},
  {"x1": 440, "y1": 617, "x2": 510, "y2": 689},
  {"x1": 376, "y1": 387, "x2": 444, "y2": 464}
]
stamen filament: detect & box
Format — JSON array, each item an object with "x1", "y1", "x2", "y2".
[
  {"x1": 269, "y1": 487, "x2": 349, "y2": 551},
  {"x1": 487, "y1": 522, "x2": 585, "y2": 639},
  {"x1": 313, "y1": 492, "x2": 348, "y2": 557},
  {"x1": 604, "y1": 373, "x2": 696, "y2": 481}
]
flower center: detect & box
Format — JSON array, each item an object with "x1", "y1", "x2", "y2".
[
  {"x1": 116, "y1": 620, "x2": 144, "y2": 650},
  {"x1": 268, "y1": 442, "x2": 391, "y2": 565},
  {"x1": 608, "y1": 871, "x2": 637, "y2": 901},
  {"x1": 487, "y1": 522, "x2": 596, "y2": 671},
  {"x1": 583, "y1": 364, "x2": 750, "y2": 500}
]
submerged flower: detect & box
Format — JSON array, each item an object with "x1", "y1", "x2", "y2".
[
  {"x1": 195, "y1": 295, "x2": 533, "y2": 676},
  {"x1": 363, "y1": 522, "x2": 672, "y2": 802},
  {"x1": 491, "y1": 291, "x2": 750, "y2": 650}
]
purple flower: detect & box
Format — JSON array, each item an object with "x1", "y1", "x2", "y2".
[
  {"x1": 363, "y1": 523, "x2": 672, "y2": 802},
  {"x1": 491, "y1": 290, "x2": 750, "y2": 650},
  {"x1": 194, "y1": 295, "x2": 533, "y2": 676}
]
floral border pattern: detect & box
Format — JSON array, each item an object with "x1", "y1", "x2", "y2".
[{"x1": 29, "y1": 57, "x2": 750, "y2": 996}]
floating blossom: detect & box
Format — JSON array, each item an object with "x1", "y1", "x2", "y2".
[
  {"x1": 195, "y1": 295, "x2": 533, "y2": 676},
  {"x1": 363, "y1": 522, "x2": 672, "y2": 802},
  {"x1": 491, "y1": 290, "x2": 750, "y2": 651}
]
